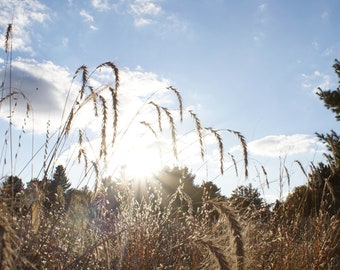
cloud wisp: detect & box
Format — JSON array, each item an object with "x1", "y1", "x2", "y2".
[
  {"x1": 129, "y1": 0, "x2": 162, "y2": 26},
  {"x1": 247, "y1": 134, "x2": 323, "y2": 157},
  {"x1": 80, "y1": 9, "x2": 94, "y2": 22},
  {"x1": 0, "y1": 58, "x2": 177, "y2": 136},
  {"x1": 301, "y1": 70, "x2": 333, "y2": 94},
  {"x1": 0, "y1": 0, "x2": 49, "y2": 52}
]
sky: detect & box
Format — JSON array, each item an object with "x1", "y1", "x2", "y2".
[{"x1": 0, "y1": 0, "x2": 339, "y2": 202}]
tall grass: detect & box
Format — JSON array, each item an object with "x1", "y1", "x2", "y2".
[
  {"x1": 1, "y1": 21, "x2": 338, "y2": 270},
  {"x1": 0, "y1": 23, "x2": 250, "y2": 269}
]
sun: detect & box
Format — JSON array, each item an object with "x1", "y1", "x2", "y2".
[{"x1": 120, "y1": 144, "x2": 164, "y2": 180}]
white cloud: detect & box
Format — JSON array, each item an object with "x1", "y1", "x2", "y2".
[
  {"x1": 130, "y1": 0, "x2": 162, "y2": 16},
  {"x1": 301, "y1": 70, "x2": 332, "y2": 93},
  {"x1": 79, "y1": 10, "x2": 98, "y2": 31},
  {"x1": 0, "y1": 58, "x2": 72, "y2": 132},
  {"x1": 91, "y1": 0, "x2": 112, "y2": 11},
  {"x1": 80, "y1": 9, "x2": 94, "y2": 22},
  {"x1": 134, "y1": 17, "x2": 152, "y2": 26},
  {"x1": 247, "y1": 134, "x2": 321, "y2": 157},
  {"x1": 0, "y1": 0, "x2": 49, "y2": 52},
  {"x1": 0, "y1": 58, "x2": 177, "y2": 135},
  {"x1": 164, "y1": 14, "x2": 188, "y2": 32},
  {"x1": 129, "y1": 0, "x2": 162, "y2": 26}
]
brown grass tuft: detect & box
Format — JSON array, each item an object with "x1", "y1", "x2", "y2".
[
  {"x1": 206, "y1": 128, "x2": 224, "y2": 175},
  {"x1": 96, "y1": 61, "x2": 120, "y2": 91},
  {"x1": 109, "y1": 87, "x2": 119, "y2": 145},
  {"x1": 189, "y1": 110, "x2": 204, "y2": 160},
  {"x1": 5, "y1": 24, "x2": 12, "y2": 53},
  {"x1": 261, "y1": 165, "x2": 269, "y2": 189},
  {"x1": 228, "y1": 152, "x2": 238, "y2": 177},
  {"x1": 148, "y1": 101, "x2": 162, "y2": 132},
  {"x1": 227, "y1": 129, "x2": 248, "y2": 178},
  {"x1": 167, "y1": 86, "x2": 183, "y2": 122},
  {"x1": 99, "y1": 95, "x2": 107, "y2": 159},
  {"x1": 73, "y1": 65, "x2": 88, "y2": 100},
  {"x1": 162, "y1": 106, "x2": 178, "y2": 159},
  {"x1": 209, "y1": 200, "x2": 244, "y2": 270}
]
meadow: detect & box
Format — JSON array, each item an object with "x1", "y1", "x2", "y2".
[{"x1": 0, "y1": 24, "x2": 339, "y2": 270}]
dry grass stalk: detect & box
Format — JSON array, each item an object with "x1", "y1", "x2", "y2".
[
  {"x1": 109, "y1": 87, "x2": 119, "y2": 145},
  {"x1": 206, "y1": 128, "x2": 224, "y2": 175},
  {"x1": 161, "y1": 106, "x2": 178, "y2": 159},
  {"x1": 91, "y1": 160, "x2": 100, "y2": 196},
  {"x1": 227, "y1": 129, "x2": 248, "y2": 178},
  {"x1": 73, "y1": 65, "x2": 88, "y2": 100},
  {"x1": 189, "y1": 110, "x2": 204, "y2": 160},
  {"x1": 99, "y1": 95, "x2": 108, "y2": 159},
  {"x1": 140, "y1": 121, "x2": 159, "y2": 139},
  {"x1": 0, "y1": 213, "x2": 19, "y2": 270},
  {"x1": 149, "y1": 101, "x2": 162, "y2": 132},
  {"x1": 5, "y1": 24, "x2": 12, "y2": 53},
  {"x1": 77, "y1": 130, "x2": 90, "y2": 176},
  {"x1": 261, "y1": 165, "x2": 269, "y2": 188},
  {"x1": 294, "y1": 160, "x2": 308, "y2": 179},
  {"x1": 96, "y1": 61, "x2": 120, "y2": 91},
  {"x1": 228, "y1": 152, "x2": 238, "y2": 177},
  {"x1": 88, "y1": 86, "x2": 98, "y2": 116},
  {"x1": 209, "y1": 200, "x2": 244, "y2": 270},
  {"x1": 43, "y1": 120, "x2": 50, "y2": 179},
  {"x1": 65, "y1": 108, "x2": 74, "y2": 135},
  {"x1": 167, "y1": 86, "x2": 183, "y2": 122},
  {"x1": 284, "y1": 165, "x2": 291, "y2": 192},
  {"x1": 196, "y1": 238, "x2": 230, "y2": 270}
]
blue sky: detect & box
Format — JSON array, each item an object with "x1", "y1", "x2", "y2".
[{"x1": 0, "y1": 0, "x2": 339, "y2": 201}]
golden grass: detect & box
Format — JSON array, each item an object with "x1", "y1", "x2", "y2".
[{"x1": 3, "y1": 22, "x2": 339, "y2": 270}]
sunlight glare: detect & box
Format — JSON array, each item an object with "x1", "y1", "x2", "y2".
[{"x1": 121, "y1": 144, "x2": 163, "y2": 180}]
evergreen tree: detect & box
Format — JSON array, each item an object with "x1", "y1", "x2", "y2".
[
  {"x1": 317, "y1": 59, "x2": 340, "y2": 121},
  {"x1": 45, "y1": 165, "x2": 71, "y2": 209},
  {"x1": 52, "y1": 165, "x2": 71, "y2": 193},
  {"x1": 0, "y1": 176, "x2": 24, "y2": 199},
  {"x1": 227, "y1": 184, "x2": 264, "y2": 214},
  {"x1": 311, "y1": 59, "x2": 340, "y2": 214}
]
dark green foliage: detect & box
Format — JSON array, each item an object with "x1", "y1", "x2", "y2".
[
  {"x1": 227, "y1": 184, "x2": 264, "y2": 215},
  {"x1": 317, "y1": 59, "x2": 340, "y2": 121},
  {"x1": 45, "y1": 165, "x2": 71, "y2": 209},
  {"x1": 0, "y1": 176, "x2": 24, "y2": 212},
  {"x1": 155, "y1": 166, "x2": 223, "y2": 213},
  {"x1": 309, "y1": 59, "x2": 340, "y2": 214},
  {"x1": 52, "y1": 165, "x2": 71, "y2": 193},
  {"x1": 0, "y1": 176, "x2": 23, "y2": 198}
]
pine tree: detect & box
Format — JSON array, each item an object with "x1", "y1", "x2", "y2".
[
  {"x1": 52, "y1": 165, "x2": 71, "y2": 194},
  {"x1": 317, "y1": 59, "x2": 340, "y2": 121},
  {"x1": 45, "y1": 165, "x2": 71, "y2": 209},
  {"x1": 312, "y1": 59, "x2": 340, "y2": 213}
]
